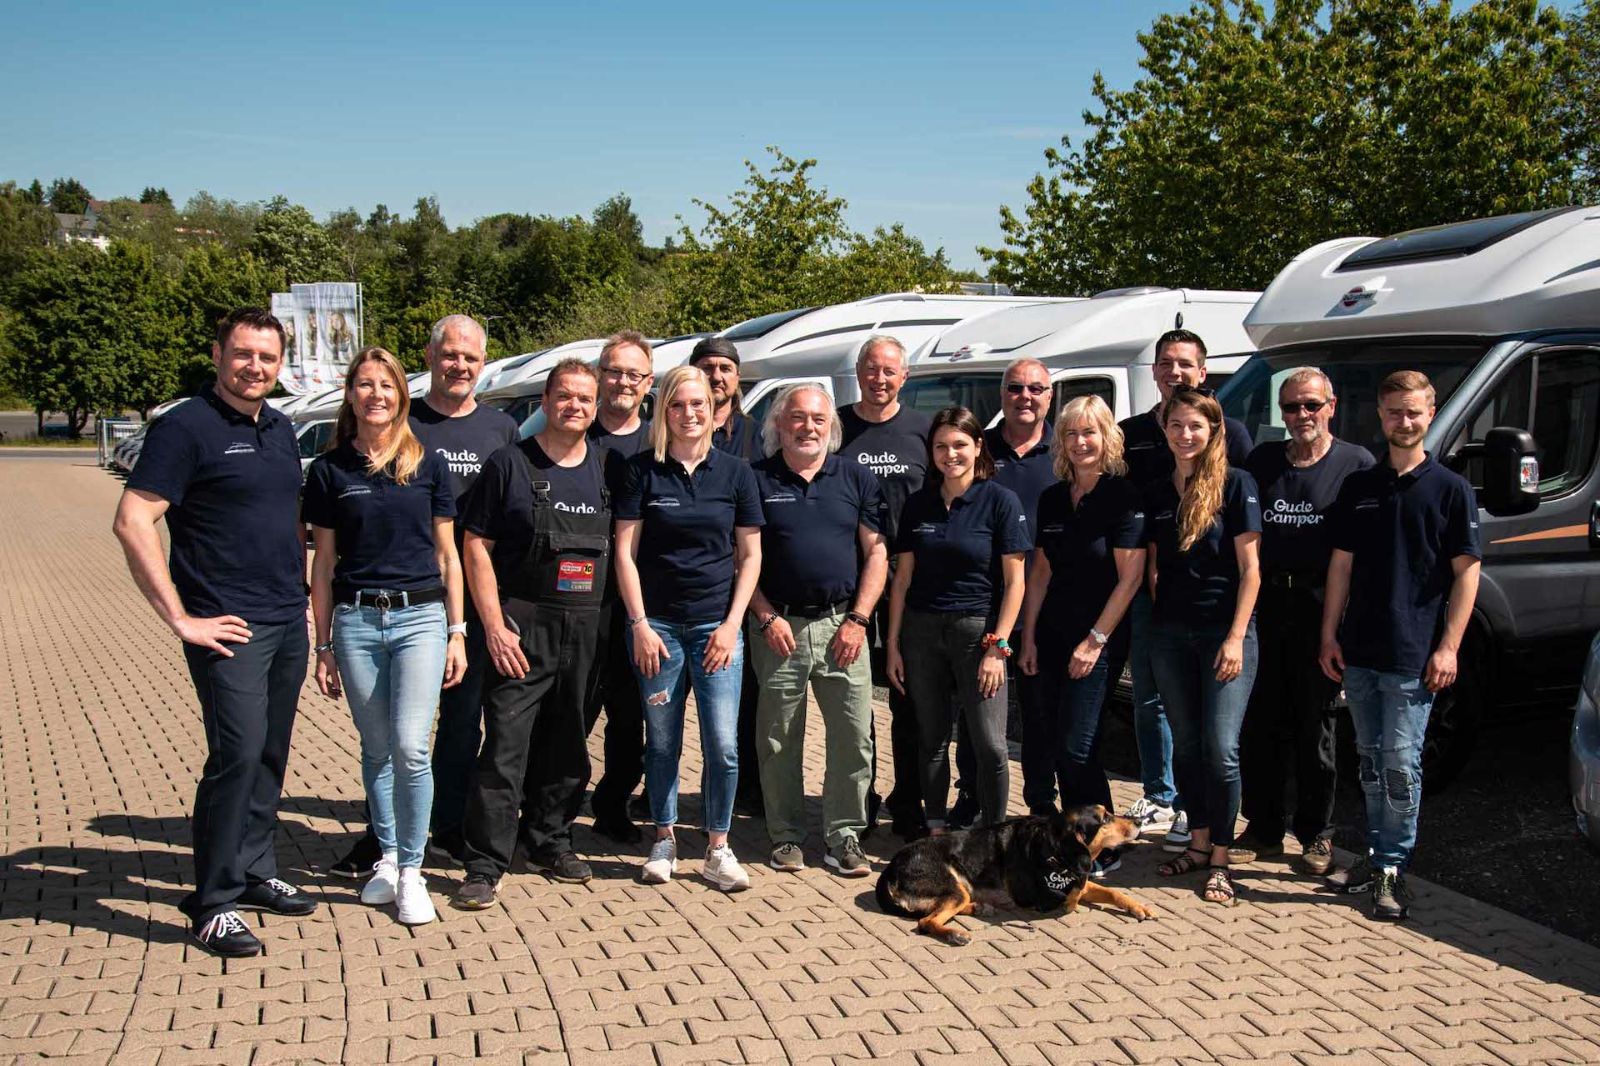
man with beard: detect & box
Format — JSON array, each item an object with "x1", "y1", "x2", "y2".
[
  {"x1": 692, "y1": 336, "x2": 759, "y2": 461},
  {"x1": 587, "y1": 331, "x2": 655, "y2": 842},
  {"x1": 114, "y1": 308, "x2": 314, "y2": 957},
  {"x1": 454, "y1": 360, "x2": 613, "y2": 908},
  {"x1": 1320, "y1": 370, "x2": 1481, "y2": 922},
  {"x1": 331, "y1": 314, "x2": 517, "y2": 874},
  {"x1": 1236, "y1": 368, "x2": 1372, "y2": 875}
]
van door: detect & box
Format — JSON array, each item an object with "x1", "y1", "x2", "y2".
[{"x1": 1444, "y1": 341, "x2": 1600, "y2": 690}]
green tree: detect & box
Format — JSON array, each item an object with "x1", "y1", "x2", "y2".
[
  {"x1": 250, "y1": 196, "x2": 342, "y2": 288},
  {"x1": 139, "y1": 186, "x2": 174, "y2": 208},
  {"x1": 46, "y1": 177, "x2": 93, "y2": 215},
  {"x1": 983, "y1": 0, "x2": 1587, "y2": 294},
  {"x1": 0, "y1": 183, "x2": 54, "y2": 301},
  {"x1": 170, "y1": 244, "x2": 271, "y2": 393}
]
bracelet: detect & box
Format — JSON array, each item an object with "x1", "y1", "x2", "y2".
[
  {"x1": 314, "y1": 641, "x2": 334, "y2": 654},
  {"x1": 447, "y1": 622, "x2": 467, "y2": 636},
  {"x1": 844, "y1": 611, "x2": 870, "y2": 628},
  {"x1": 1089, "y1": 627, "x2": 1109, "y2": 647},
  {"x1": 980, "y1": 633, "x2": 1013, "y2": 658},
  {"x1": 627, "y1": 615, "x2": 646, "y2": 628},
  {"x1": 758, "y1": 614, "x2": 778, "y2": 632}
]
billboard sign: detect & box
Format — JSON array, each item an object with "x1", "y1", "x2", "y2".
[{"x1": 272, "y1": 282, "x2": 363, "y2": 394}]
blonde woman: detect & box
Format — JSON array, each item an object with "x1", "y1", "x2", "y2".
[
  {"x1": 613, "y1": 365, "x2": 764, "y2": 891},
  {"x1": 1018, "y1": 396, "x2": 1145, "y2": 857},
  {"x1": 305, "y1": 348, "x2": 466, "y2": 925},
  {"x1": 1144, "y1": 387, "x2": 1261, "y2": 905}
]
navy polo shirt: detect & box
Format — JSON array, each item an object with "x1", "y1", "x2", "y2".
[
  {"x1": 893, "y1": 479, "x2": 1032, "y2": 618},
  {"x1": 459, "y1": 438, "x2": 608, "y2": 578},
  {"x1": 1328, "y1": 454, "x2": 1481, "y2": 676},
  {"x1": 1245, "y1": 439, "x2": 1374, "y2": 577},
  {"x1": 985, "y1": 422, "x2": 1056, "y2": 531},
  {"x1": 752, "y1": 453, "x2": 885, "y2": 608},
  {"x1": 616, "y1": 447, "x2": 765, "y2": 624},
  {"x1": 1034, "y1": 475, "x2": 1145, "y2": 659},
  {"x1": 710, "y1": 409, "x2": 759, "y2": 461},
  {"x1": 1144, "y1": 467, "x2": 1263, "y2": 626},
  {"x1": 127, "y1": 388, "x2": 306, "y2": 625},
  {"x1": 302, "y1": 445, "x2": 455, "y2": 598},
  {"x1": 1120, "y1": 408, "x2": 1253, "y2": 490}
]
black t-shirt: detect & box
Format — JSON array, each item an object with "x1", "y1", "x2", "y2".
[
  {"x1": 127, "y1": 389, "x2": 306, "y2": 624},
  {"x1": 302, "y1": 444, "x2": 456, "y2": 596},
  {"x1": 1245, "y1": 438, "x2": 1375, "y2": 577},
  {"x1": 1120, "y1": 408, "x2": 1254, "y2": 490},
  {"x1": 460, "y1": 438, "x2": 608, "y2": 579},
  {"x1": 710, "y1": 409, "x2": 759, "y2": 462},
  {"x1": 1144, "y1": 467, "x2": 1263, "y2": 626},
  {"x1": 409, "y1": 400, "x2": 519, "y2": 503},
  {"x1": 893, "y1": 479, "x2": 1032, "y2": 618},
  {"x1": 838, "y1": 404, "x2": 932, "y2": 542},
  {"x1": 1033, "y1": 475, "x2": 1145, "y2": 658},
  {"x1": 588, "y1": 417, "x2": 652, "y2": 497}
]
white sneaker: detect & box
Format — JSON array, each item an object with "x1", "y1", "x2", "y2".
[
  {"x1": 1123, "y1": 796, "x2": 1177, "y2": 834},
  {"x1": 641, "y1": 837, "x2": 677, "y2": 884},
  {"x1": 703, "y1": 844, "x2": 751, "y2": 893},
  {"x1": 1162, "y1": 810, "x2": 1193, "y2": 852},
  {"x1": 395, "y1": 867, "x2": 436, "y2": 925},
  {"x1": 361, "y1": 855, "x2": 399, "y2": 905}
]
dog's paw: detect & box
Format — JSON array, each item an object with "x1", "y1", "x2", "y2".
[
  {"x1": 943, "y1": 930, "x2": 972, "y2": 947},
  {"x1": 1130, "y1": 903, "x2": 1157, "y2": 921}
]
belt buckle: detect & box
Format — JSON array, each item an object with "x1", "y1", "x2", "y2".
[{"x1": 375, "y1": 590, "x2": 391, "y2": 611}]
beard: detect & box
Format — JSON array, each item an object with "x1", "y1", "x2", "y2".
[{"x1": 1386, "y1": 426, "x2": 1425, "y2": 448}]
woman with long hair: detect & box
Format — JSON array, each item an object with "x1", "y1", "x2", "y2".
[
  {"x1": 887, "y1": 406, "x2": 1030, "y2": 832},
  {"x1": 613, "y1": 365, "x2": 764, "y2": 891},
  {"x1": 1018, "y1": 395, "x2": 1145, "y2": 844},
  {"x1": 304, "y1": 347, "x2": 467, "y2": 925},
  {"x1": 1144, "y1": 387, "x2": 1261, "y2": 905}
]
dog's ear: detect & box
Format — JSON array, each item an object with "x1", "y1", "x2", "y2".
[{"x1": 1062, "y1": 804, "x2": 1107, "y2": 849}]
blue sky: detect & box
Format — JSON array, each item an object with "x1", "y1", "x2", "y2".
[{"x1": 4, "y1": 2, "x2": 1200, "y2": 270}]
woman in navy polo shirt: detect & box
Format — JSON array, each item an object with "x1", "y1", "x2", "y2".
[
  {"x1": 1019, "y1": 396, "x2": 1145, "y2": 828},
  {"x1": 305, "y1": 348, "x2": 466, "y2": 926},
  {"x1": 1144, "y1": 387, "x2": 1261, "y2": 906},
  {"x1": 614, "y1": 365, "x2": 764, "y2": 892},
  {"x1": 887, "y1": 406, "x2": 1029, "y2": 832}
]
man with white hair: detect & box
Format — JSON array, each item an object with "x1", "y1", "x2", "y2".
[{"x1": 749, "y1": 384, "x2": 888, "y2": 876}]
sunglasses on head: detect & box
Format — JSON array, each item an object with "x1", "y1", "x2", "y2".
[
  {"x1": 1279, "y1": 400, "x2": 1327, "y2": 414},
  {"x1": 1005, "y1": 382, "x2": 1048, "y2": 396}
]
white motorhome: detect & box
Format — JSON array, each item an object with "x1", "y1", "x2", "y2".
[
  {"x1": 724, "y1": 294, "x2": 1070, "y2": 428},
  {"x1": 1221, "y1": 205, "x2": 1600, "y2": 786},
  {"x1": 897, "y1": 287, "x2": 1260, "y2": 429}
]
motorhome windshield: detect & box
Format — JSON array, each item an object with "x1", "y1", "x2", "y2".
[
  {"x1": 721, "y1": 307, "x2": 815, "y2": 341},
  {"x1": 899, "y1": 373, "x2": 1007, "y2": 427},
  {"x1": 1219, "y1": 339, "x2": 1490, "y2": 456}
]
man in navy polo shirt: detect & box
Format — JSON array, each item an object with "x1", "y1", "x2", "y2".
[
  {"x1": 838, "y1": 334, "x2": 933, "y2": 839},
  {"x1": 114, "y1": 308, "x2": 314, "y2": 958},
  {"x1": 1320, "y1": 370, "x2": 1481, "y2": 921},
  {"x1": 1117, "y1": 329, "x2": 1253, "y2": 852},
  {"x1": 982, "y1": 358, "x2": 1058, "y2": 822},
  {"x1": 747, "y1": 384, "x2": 888, "y2": 876}
]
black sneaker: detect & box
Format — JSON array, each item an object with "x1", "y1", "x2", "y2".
[
  {"x1": 238, "y1": 877, "x2": 318, "y2": 917},
  {"x1": 947, "y1": 792, "x2": 979, "y2": 831},
  {"x1": 452, "y1": 874, "x2": 498, "y2": 910},
  {"x1": 1371, "y1": 868, "x2": 1411, "y2": 922},
  {"x1": 891, "y1": 817, "x2": 929, "y2": 841},
  {"x1": 1090, "y1": 847, "x2": 1124, "y2": 880},
  {"x1": 191, "y1": 910, "x2": 263, "y2": 958},
  {"x1": 331, "y1": 832, "x2": 382, "y2": 879},
  {"x1": 734, "y1": 789, "x2": 765, "y2": 818},
  {"x1": 1326, "y1": 857, "x2": 1375, "y2": 894},
  {"x1": 592, "y1": 813, "x2": 643, "y2": 845},
  {"x1": 426, "y1": 829, "x2": 466, "y2": 865},
  {"x1": 529, "y1": 849, "x2": 593, "y2": 884}
]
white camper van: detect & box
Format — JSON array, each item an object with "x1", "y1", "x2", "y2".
[
  {"x1": 1220, "y1": 205, "x2": 1600, "y2": 786},
  {"x1": 897, "y1": 287, "x2": 1260, "y2": 429}
]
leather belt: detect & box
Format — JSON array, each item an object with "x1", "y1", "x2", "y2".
[
  {"x1": 769, "y1": 598, "x2": 851, "y2": 620},
  {"x1": 1267, "y1": 571, "x2": 1322, "y2": 590},
  {"x1": 337, "y1": 587, "x2": 446, "y2": 609}
]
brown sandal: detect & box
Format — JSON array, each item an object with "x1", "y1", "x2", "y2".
[
  {"x1": 1158, "y1": 847, "x2": 1210, "y2": 876},
  {"x1": 1203, "y1": 866, "x2": 1237, "y2": 906}
]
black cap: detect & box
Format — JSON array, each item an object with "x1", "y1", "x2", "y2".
[{"x1": 690, "y1": 336, "x2": 740, "y2": 367}]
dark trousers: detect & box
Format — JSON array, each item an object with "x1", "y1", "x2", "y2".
[
  {"x1": 180, "y1": 619, "x2": 307, "y2": 926},
  {"x1": 1025, "y1": 652, "x2": 1123, "y2": 813},
  {"x1": 736, "y1": 656, "x2": 761, "y2": 801},
  {"x1": 429, "y1": 620, "x2": 489, "y2": 837},
  {"x1": 464, "y1": 600, "x2": 601, "y2": 879},
  {"x1": 867, "y1": 604, "x2": 924, "y2": 824},
  {"x1": 1240, "y1": 584, "x2": 1341, "y2": 846},
  {"x1": 588, "y1": 604, "x2": 645, "y2": 821}
]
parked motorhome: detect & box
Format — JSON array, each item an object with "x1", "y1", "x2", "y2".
[{"x1": 1221, "y1": 205, "x2": 1600, "y2": 787}]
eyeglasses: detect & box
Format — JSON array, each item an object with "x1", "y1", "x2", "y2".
[
  {"x1": 1005, "y1": 382, "x2": 1048, "y2": 396},
  {"x1": 600, "y1": 367, "x2": 648, "y2": 385},
  {"x1": 1279, "y1": 400, "x2": 1327, "y2": 415}
]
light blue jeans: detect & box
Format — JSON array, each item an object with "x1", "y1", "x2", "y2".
[
  {"x1": 1129, "y1": 591, "x2": 1180, "y2": 809},
  {"x1": 1343, "y1": 666, "x2": 1435, "y2": 872},
  {"x1": 635, "y1": 618, "x2": 743, "y2": 833},
  {"x1": 334, "y1": 599, "x2": 447, "y2": 869}
]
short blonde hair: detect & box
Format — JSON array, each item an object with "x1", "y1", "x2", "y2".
[
  {"x1": 1051, "y1": 394, "x2": 1126, "y2": 482},
  {"x1": 650, "y1": 364, "x2": 714, "y2": 463}
]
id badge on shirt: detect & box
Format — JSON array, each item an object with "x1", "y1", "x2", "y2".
[{"x1": 556, "y1": 557, "x2": 595, "y2": 594}]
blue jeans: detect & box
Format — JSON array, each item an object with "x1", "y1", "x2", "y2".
[
  {"x1": 635, "y1": 619, "x2": 743, "y2": 834},
  {"x1": 335, "y1": 600, "x2": 447, "y2": 868},
  {"x1": 1031, "y1": 654, "x2": 1117, "y2": 813},
  {"x1": 1343, "y1": 666, "x2": 1434, "y2": 871},
  {"x1": 1149, "y1": 617, "x2": 1258, "y2": 848},
  {"x1": 1129, "y1": 592, "x2": 1180, "y2": 809}
]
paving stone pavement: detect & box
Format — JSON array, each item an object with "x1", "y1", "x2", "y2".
[{"x1": 4, "y1": 452, "x2": 1600, "y2": 1066}]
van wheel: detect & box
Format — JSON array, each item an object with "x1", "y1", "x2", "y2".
[{"x1": 1420, "y1": 629, "x2": 1489, "y2": 795}]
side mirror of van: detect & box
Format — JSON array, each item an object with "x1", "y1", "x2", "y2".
[{"x1": 1459, "y1": 426, "x2": 1540, "y2": 517}]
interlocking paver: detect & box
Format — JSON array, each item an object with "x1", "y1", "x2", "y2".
[{"x1": 4, "y1": 452, "x2": 1600, "y2": 1064}]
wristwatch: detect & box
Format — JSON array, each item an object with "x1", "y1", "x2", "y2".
[{"x1": 1089, "y1": 627, "x2": 1109, "y2": 647}]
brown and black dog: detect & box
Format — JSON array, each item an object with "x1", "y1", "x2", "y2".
[{"x1": 875, "y1": 805, "x2": 1156, "y2": 945}]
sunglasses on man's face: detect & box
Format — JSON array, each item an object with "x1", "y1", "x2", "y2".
[
  {"x1": 1005, "y1": 382, "x2": 1048, "y2": 396},
  {"x1": 1279, "y1": 400, "x2": 1327, "y2": 415}
]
